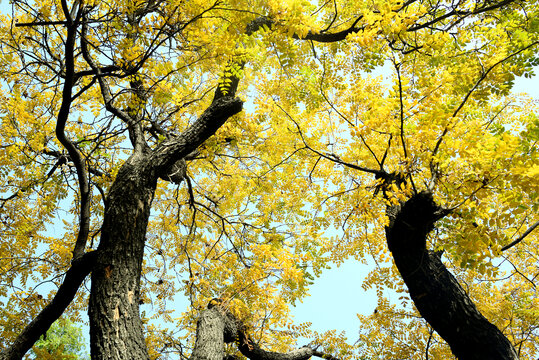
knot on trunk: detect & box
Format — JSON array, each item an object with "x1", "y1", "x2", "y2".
[{"x1": 159, "y1": 158, "x2": 187, "y2": 184}]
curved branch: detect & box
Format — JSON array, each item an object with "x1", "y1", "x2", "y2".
[
  {"x1": 502, "y1": 220, "x2": 539, "y2": 252},
  {"x1": 0, "y1": 251, "x2": 98, "y2": 360},
  {"x1": 385, "y1": 192, "x2": 518, "y2": 359},
  {"x1": 55, "y1": 5, "x2": 91, "y2": 261}
]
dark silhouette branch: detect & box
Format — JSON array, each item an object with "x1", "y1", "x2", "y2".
[
  {"x1": 0, "y1": 251, "x2": 98, "y2": 360},
  {"x1": 15, "y1": 20, "x2": 68, "y2": 27},
  {"x1": 55, "y1": 3, "x2": 91, "y2": 261},
  {"x1": 502, "y1": 220, "x2": 539, "y2": 252}
]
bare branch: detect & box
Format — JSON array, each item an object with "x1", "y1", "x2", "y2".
[
  {"x1": 55, "y1": 6, "x2": 91, "y2": 261},
  {"x1": 274, "y1": 101, "x2": 382, "y2": 176},
  {"x1": 429, "y1": 40, "x2": 539, "y2": 190}
]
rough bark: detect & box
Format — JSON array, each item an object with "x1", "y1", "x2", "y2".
[
  {"x1": 189, "y1": 308, "x2": 227, "y2": 360},
  {"x1": 385, "y1": 191, "x2": 518, "y2": 360},
  {"x1": 88, "y1": 156, "x2": 156, "y2": 360}
]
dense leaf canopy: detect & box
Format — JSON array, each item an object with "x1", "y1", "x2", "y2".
[{"x1": 0, "y1": 0, "x2": 538, "y2": 358}]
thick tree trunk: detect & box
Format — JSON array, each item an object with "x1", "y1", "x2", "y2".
[
  {"x1": 385, "y1": 192, "x2": 518, "y2": 360},
  {"x1": 87, "y1": 97, "x2": 243, "y2": 359},
  {"x1": 189, "y1": 307, "x2": 227, "y2": 360},
  {"x1": 88, "y1": 158, "x2": 157, "y2": 360}
]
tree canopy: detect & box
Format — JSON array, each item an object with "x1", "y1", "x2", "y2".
[{"x1": 0, "y1": 0, "x2": 538, "y2": 359}]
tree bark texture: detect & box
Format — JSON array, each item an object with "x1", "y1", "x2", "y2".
[
  {"x1": 189, "y1": 307, "x2": 227, "y2": 360},
  {"x1": 89, "y1": 157, "x2": 156, "y2": 360},
  {"x1": 88, "y1": 97, "x2": 243, "y2": 359},
  {"x1": 385, "y1": 192, "x2": 518, "y2": 360}
]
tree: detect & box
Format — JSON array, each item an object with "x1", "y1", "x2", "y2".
[
  {"x1": 0, "y1": 0, "x2": 538, "y2": 359},
  {"x1": 31, "y1": 318, "x2": 89, "y2": 360}
]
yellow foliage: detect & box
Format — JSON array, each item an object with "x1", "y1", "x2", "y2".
[{"x1": 1, "y1": 0, "x2": 538, "y2": 358}]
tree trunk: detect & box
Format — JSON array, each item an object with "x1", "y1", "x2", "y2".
[
  {"x1": 87, "y1": 97, "x2": 243, "y2": 359},
  {"x1": 189, "y1": 302, "x2": 318, "y2": 360},
  {"x1": 88, "y1": 157, "x2": 157, "y2": 360},
  {"x1": 385, "y1": 192, "x2": 518, "y2": 360},
  {"x1": 189, "y1": 307, "x2": 227, "y2": 360}
]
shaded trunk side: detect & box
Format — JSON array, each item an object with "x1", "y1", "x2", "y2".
[
  {"x1": 385, "y1": 192, "x2": 518, "y2": 360},
  {"x1": 89, "y1": 160, "x2": 157, "y2": 360}
]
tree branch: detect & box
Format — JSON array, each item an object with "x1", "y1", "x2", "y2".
[
  {"x1": 275, "y1": 101, "x2": 382, "y2": 176},
  {"x1": 296, "y1": 16, "x2": 364, "y2": 42},
  {"x1": 502, "y1": 220, "x2": 539, "y2": 252},
  {"x1": 0, "y1": 251, "x2": 98, "y2": 360},
  {"x1": 55, "y1": 5, "x2": 91, "y2": 261},
  {"x1": 394, "y1": 61, "x2": 408, "y2": 160},
  {"x1": 150, "y1": 96, "x2": 243, "y2": 178},
  {"x1": 406, "y1": 0, "x2": 518, "y2": 32}
]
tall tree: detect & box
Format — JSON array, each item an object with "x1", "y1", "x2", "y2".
[{"x1": 0, "y1": 0, "x2": 538, "y2": 359}]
